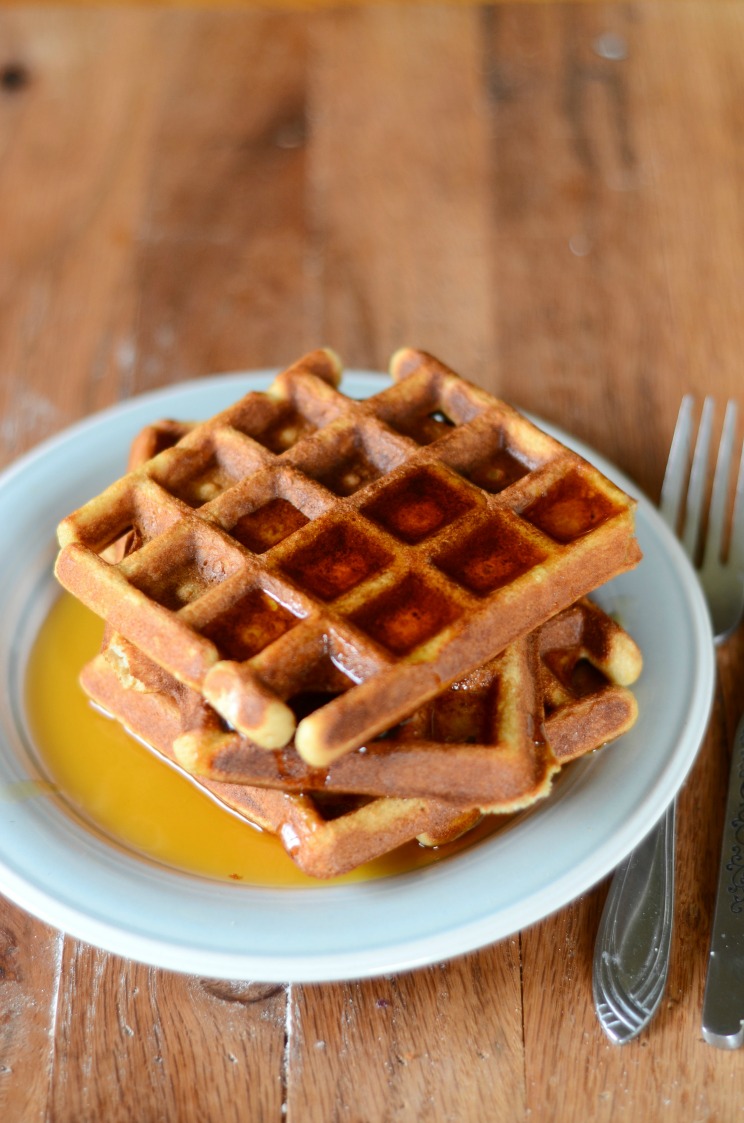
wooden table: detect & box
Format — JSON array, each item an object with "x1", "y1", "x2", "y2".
[{"x1": 2, "y1": 3, "x2": 744, "y2": 1119}]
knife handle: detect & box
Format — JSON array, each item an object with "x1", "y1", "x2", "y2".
[{"x1": 702, "y1": 712, "x2": 744, "y2": 1048}]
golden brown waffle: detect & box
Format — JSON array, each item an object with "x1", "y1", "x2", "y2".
[
  {"x1": 93, "y1": 596, "x2": 640, "y2": 811},
  {"x1": 79, "y1": 651, "x2": 481, "y2": 879},
  {"x1": 76, "y1": 414, "x2": 641, "y2": 879},
  {"x1": 80, "y1": 592, "x2": 640, "y2": 876},
  {"x1": 56, "y1": 349, "x2": 642, "y2": 768}
]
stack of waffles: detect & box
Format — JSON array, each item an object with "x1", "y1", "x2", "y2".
[{"x1": 55, "y1": 349, "x2": 643, "y2": 878}]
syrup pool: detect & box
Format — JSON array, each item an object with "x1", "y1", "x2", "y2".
[{"x1": 26, "y1": 595, "x2": 497, "y2": 887}]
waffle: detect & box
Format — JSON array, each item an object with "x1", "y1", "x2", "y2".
[
  {"x1": 56, "y1": 349, "x2": 642, "y2": 768},
  {"x1": 80, "y1": 592, "x2": 641, "y2": 875},
  {"x1": 76, "y1": 413, "x2": 641, "y2": 878},
  {"x1": 98, "y1": 597, "x2": 637, "y2": 809},
  {"x1": 80, "y1": 650, "x2": 481, "y2": 880}
]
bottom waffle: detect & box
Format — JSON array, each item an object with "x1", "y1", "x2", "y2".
[
  {"x1": 80, "y1": 590, "x2": 641, "y2": 878},
  {"x1": 93, "y1": 596, "x2": 641, "y2": 810},
  {"x1": 80, "y1": 654, "x2": 480, "y2": 879}
]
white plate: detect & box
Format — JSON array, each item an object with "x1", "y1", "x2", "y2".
[{"x1": 0, "y1": 372, "x2": 715, "y2": 982}]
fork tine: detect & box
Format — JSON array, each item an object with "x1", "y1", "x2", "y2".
[
  {"x1": 681, "y1": 397, "x2": 715, "y2": 560},
  {"x1": 703, "y1": 400, "x2": 738, "y2": 567},
  {"x1": 660, "y1": 395, "x2": 694, "y2": 532}
]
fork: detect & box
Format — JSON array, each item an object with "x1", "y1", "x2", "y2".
[{"x1": 593, "y1": 395, "x2": 744, "y2": 1044}]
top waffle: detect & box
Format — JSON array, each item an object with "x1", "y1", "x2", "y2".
[{"x1": 55, "y1": 348, "x2": 642, "y2": 767}]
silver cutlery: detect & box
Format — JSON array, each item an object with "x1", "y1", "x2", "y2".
[
  {"x1": 594, "y1": 396, "x2": 744, "y2": 1044},
  {"x1": 703, "y1": 713, "x2": 744, "y2": 1047}
]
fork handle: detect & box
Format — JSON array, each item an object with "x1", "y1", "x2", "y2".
[
  {"x1": 702, "y1": 712, "x2": 744, "y2": 1048},
  {"x1": 593, "y1": 804, "x2": 675, "y2": 1043}
]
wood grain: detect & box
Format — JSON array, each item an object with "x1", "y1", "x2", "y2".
[
  {"x1": 0, "y1": 911, "x2": 61, "y2": 1123},
  {"x1": 48, "y1": 946, "x2": 286, "y2": 1123},
  {"x1": 129, "y1": 10, "x2": 314, "y2": 390},
  {"x1": 287, "y1": 944, "x2": 525, "y2": 1122},
  {"x1": 0, "y1": 8, "x2": 172, "y2": 456},
  {"x1": 1, "y1": 3, "x2": 744, "y2": 1120},
  {"x1": 484, "y1": 3, "x2": 675, "y2": 498},
  {"x1": 306, "y1": 5, "x2": 496, "y2": 375}
]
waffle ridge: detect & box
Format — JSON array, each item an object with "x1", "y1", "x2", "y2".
[{"x1": 56, "y1": 348, "x2": 642, "y2": 767}]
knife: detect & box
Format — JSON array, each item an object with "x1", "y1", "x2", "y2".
[{"x1": 702, "y1": 711, "x2": 744, "y2": 1048}]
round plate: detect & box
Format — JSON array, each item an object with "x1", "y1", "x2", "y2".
[{"x1": 0, "y1": 372, "x2": 715, "y2": 981}]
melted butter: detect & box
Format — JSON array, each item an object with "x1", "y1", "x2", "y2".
[{"x1": 26, "y1": 595, "x2": 499, "y2": 887}]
